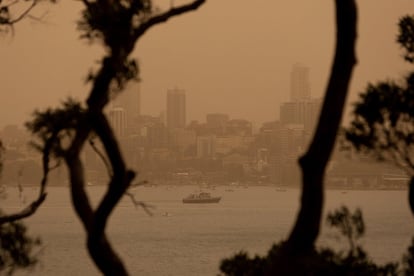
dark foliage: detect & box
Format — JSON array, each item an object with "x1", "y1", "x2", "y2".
[
  {"x1": 26, "y1": 98, "x2": 86, "y2": 159},
  {"x1": 345, "y1": 15, "x2": 414, "y2": 215},
  {"x1": 402, "y1": 237, "x2": 414, "y2": 275},
  {"x1": 398, "y1": 15, "x2": 414, "y2": 63},
  {"x1": 25, "y1": 1, "x2": 206, "y2": 274},
  {"x1": 0, "y1": 219, "x2": 41, "y2": 275},
  {"x1": 0, "y1": 142, "x2": 42, "y2": 275},
  {"x1": 346, "y1": 15, "x2": 414, "y2": 170},
  {"x1": 345, "y1": 75, "x2": 414, "y2": 168},
  {"x1": 219, "y1": 206, "x2": 401, "y2": 276}
]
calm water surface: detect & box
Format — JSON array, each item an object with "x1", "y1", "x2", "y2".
[{"x1": 3, "y1": 185, "x2": 413, "y2": 275}]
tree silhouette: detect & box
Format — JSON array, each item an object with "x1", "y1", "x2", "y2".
[
  {"x1": 0, "y1": 3, "x2": 52, "y2": 273},
  {"x1": 0, "y1": 0, "x2": 54, "y2": 226},
  {"x1": 284, "y1": 0, "x2": 357, "y2": 256},
  {"x1": 26, "y1": 0, "x2": 205, "y2": 274},
  {"x1": 221, "y1": 2, "x2": 359, "y2": 272},
  {"x1": 345, "y1": 15, "x2": 414, "y2": 216},
  {"x1": 0, "y1": 0, "x2": 52, "y2": 34}
]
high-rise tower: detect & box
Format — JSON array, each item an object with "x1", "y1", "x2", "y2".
[
  {"x1": 108, "y1": 107, "x2": 127, "y2": 138},
  {"x1": 166, "y1": 88, "x2": 186, "y2": 129},
  {"x1": 290, "y1": 63, "x2": 310, "y2": 102},
  {"x1": 113, "y1": 81, "x2": 141, "y2": 132}
]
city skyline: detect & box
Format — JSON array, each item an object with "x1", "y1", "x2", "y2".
[
  {"x1": 1, "y1": 2, "x2": 412, "y2": 275},
  {"x1": 0, "y1": 1, "x2": 413, "y2": 129}
]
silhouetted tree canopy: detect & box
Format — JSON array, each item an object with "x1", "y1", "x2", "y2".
[
  {"x1": 398, "y1": 15, "x2": 414, "y2": 63},
  {"x1": 25, "y1": 0, "x2": 206, "y2": 274},
  {"x1": 0, "y1": 218, "x2": 41, "y2": 275},
  {"x1": 0, "y1": 2, "x2": 52, "y2": 273},
  {"x1": 220, "y1": 206, "x2": 405, "y2": 276},
  {"x1": 346, "y1": 15, "x2": 414, "y2": 215}
]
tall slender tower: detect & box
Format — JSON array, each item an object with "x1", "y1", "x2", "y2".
[
  {"x1": 166, "y1": 88, "x2": 186, "y2": 129},
  {"x1": 290, "y1": 63, "x2": 310, "y2": 102}
]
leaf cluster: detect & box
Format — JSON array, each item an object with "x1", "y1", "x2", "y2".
[
  {"x1": 345, "y1": 73, "x2": 414, "y2": 171},
  {"x1": 78, "y1": 0, "x2": 155, "y2": 92},
  {"x1": 0, "y1": 3, "x2": 10, "y2": 25},
  {"x1": 78, "y1": 0, "x2": 154, "y2": 49},
  {"x1": 0, "y1": 218, "x2": 41, "y2": 275},
  {"x1": 26, "y1": 98, "x2": 85, "y2": 157},
  {"x1": 346, "y1": 15, "x2": 414, "y2": 173},
  {"x1": 398, "y1": 15, "x2": 414, "y2": 63},
  {"x1": 327, "y1": 206, "x2": 364, "y2": 254}
]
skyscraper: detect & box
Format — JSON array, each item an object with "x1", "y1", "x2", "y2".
[
  {"x1": 280, "y1": 98, "x2": 321, "y2": 132},
  {"x1": 113, "y1": 81, "x2": 141, "y2": 132},
  {"x1": 280, "y1": 64, "x2": 321, "y2": 133},
  {"x1": 108, "y1": 107, "x2": 127, "y2": 138},
  {"x1": 290, "y1": 63, "x2": 310, "y2": 102},
  {"x1": 166, "y1": 88, "x2": 186, "y2": 129}
]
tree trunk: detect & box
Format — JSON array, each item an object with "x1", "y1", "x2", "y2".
[
  {"x1": 409, "y1": 177, "x2": 414, "y2": 215},
  {"x1": 285, "y1": 0, "x2": 358, "y2": 255},
  {"x1": 64, "y1": 2, "x2": 207, "y2": 274}
]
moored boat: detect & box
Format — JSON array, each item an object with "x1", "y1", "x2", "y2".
[{"x1": 182, "y1": 192, "x2": 221, "y2": 203}]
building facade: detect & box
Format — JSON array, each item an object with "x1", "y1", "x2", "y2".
[
  {"x1": 290, "y1": 63, "x2": 311, "y2": 102},
  {"x1": 109, "y1": 107, "x2": 127, "y2": 138},
  {"x1": 166, "y1": 88, "x2": 186, "y2": 129},
  {"x1": 113, "y1": 80, "x2": 141, "y2": 134}
]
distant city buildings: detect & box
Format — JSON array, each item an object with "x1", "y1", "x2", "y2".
[
  {"x1": 108, "y1": 107, "x2": 127, "y2": 138},
  {"x1": 281, "y1": 64, "x2": 322, "y2": 133},
  {"x1": 280, "y1": 99, "x2": 321, "y2": 132},
  {"x1": 112, "y1": 80, "x2": 141, "y2": 134},
  {"x1": 290, "y1": 63, "x2": 311, "y2": 102},
  {"x1": 2, "y1": 65, "x2": 403, "y2": 189},
  {"x1": 166, "y1": 88, "x2": 186, "y2": 129}
]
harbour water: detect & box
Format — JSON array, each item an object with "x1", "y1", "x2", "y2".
[{"x1": 3, "y1": 185, "x2": 413, "y2": 275}]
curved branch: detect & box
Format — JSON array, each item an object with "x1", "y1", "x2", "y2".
[
  {"x1": 91, "y1": 112, "x2": 134, "y2": 233},
  {"x1": 8, "y1": 0, "x2": 38, "y2": 24},
  {"x1": 65, "y1": 124, "x2": 94, "y2": 231},
  {"x1": 67, "y1": 1, "x2": 207, "y2": 274},
  {"x1": 0, "y1": 132, "x2": 56, "y2": 225},
  {"x1": 133, "y1": 0, "x2": 205, "y2": 39},
  {"x1": 89, "y1": 137, "x2": 113, "y2": 177}
]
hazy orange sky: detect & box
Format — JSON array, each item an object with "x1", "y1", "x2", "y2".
[{"x1": 0, "y1": 0, "x2": 413, "y2": 129}]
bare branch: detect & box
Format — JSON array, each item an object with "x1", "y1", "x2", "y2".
[
  {"x1": 133, "y1": 0, "x2": 205, "y2": 39},
  {"x1": 0, "y1": 132, "x2": 58, "y2": 225},
  {"x1": 130, "y1": 180, "x2": 148, "y2": 188},
  {"x1": 125, "y1": 191, "x2": 154, "y2": 216},
  {"x1": 0, "y1": 193, "x2": 46, "y2": 224},
  {"x1": 8, "y1": 0, "x2": 38, "y2": 24},
  {"x1": 88, "y1": 137, "x2": 112, "y2": 177},
  {"x1": 65, "y1": 1, "x2": 207, "y2": 274}
]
